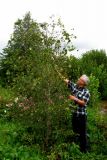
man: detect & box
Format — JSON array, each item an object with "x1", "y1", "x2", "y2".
[{"x1": 64, "y1": 75, "x2": 90, "y2": 153}]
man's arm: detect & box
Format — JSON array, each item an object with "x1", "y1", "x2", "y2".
[{"x1": 68, "y1": 95, "x2": 86, "y2": 106}]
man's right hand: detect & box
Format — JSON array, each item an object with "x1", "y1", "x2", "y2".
[{"x1": 64, "y1": 79, "x2": 69, "y2": 84}]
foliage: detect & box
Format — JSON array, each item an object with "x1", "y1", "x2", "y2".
[
  {"x1": 87, "y1": 106, "x2": 107, "y2": 156},
  {"x1": 88, "y1": 75, "x2": 100, "y2": 107},
  {"x1": 64, "y1": 55, "x2": 80, "y2": 80},
  {"x1": 47, "y1": 105, "x2": 107, "y2": 160},
  {"x1": 0, "y1": 83, "x2": 106, "y2": 160},
  {"x1": 48, "y1": 142, "x2": 107, "y2": 160},
  {"x1": 79, "y1": 49, "x2": 107, "y2": 100},
  {"x1": 0, "y1": 94, "x2": 107, "y2": 160},
  {"x1": 0, "y1": 12, "x2": 107, "y2": 160},
  {"x1": 0, "y1": 118, "x2": 46, "y2": 160},
  {"x1": 80, "y1": 49, "x2": 107, "y2": 72},
  {"x1": 0, "y1": 13, "x2": 74, "y2": 86},
  {"x1": 0, "y1": 12, "x2": 76, "y2": 152}
]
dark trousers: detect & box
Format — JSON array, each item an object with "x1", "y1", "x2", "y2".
[{"x1": 72, "y1": 112, "x2": 88, "y2": 152}]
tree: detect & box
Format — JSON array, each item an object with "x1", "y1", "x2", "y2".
[
  {"x1": 80, "y1": 49, "x2": 107, "y2": 99},
  {"x1": 0, "y1": 13, "x2": 75, "y2": 85},
  {"x1": 66, "y1": 55, "x2": 81, "y2": 81},
  {"x1": 0, "y1": 12, "x2": 76, "y2": 150}
]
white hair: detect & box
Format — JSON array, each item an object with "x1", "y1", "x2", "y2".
[{"x1": 81, "y1": 74, "x2": 90, "y2": 85}]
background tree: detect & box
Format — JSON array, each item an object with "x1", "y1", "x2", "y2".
[{"x1": 79, "y1": 49, "x2": 107, "y2": 100}]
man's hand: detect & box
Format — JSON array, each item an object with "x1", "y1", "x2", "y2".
[
  {"x1": 68, "y1": 95, "x2": 86, "y2": 106},
  {"x1": 64, "y1": 79, "x2": 69, "y2": 84},
  {"x1": 68, "y1": 95, "x2": 77, "y2": 101}
]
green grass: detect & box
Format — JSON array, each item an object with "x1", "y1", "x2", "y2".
[{"x1": 0, "y1": 119, "x2": 46, "y2": 160}]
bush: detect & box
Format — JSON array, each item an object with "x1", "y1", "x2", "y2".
[{"x1": 88, "y1": 75, "x2": 100, "y2": 107}]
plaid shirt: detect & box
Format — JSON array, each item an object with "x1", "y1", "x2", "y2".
[{"x1": 68, "y1": 81, "x2": 90, "y2": 116}]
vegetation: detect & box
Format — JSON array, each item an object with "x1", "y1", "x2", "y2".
[{"x1": 0, "y1": 12, "x2": 107, "y2": 159}]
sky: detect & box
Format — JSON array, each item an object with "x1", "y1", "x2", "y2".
[{"x1": 0, "y1": 0, "x2": 107, "y2": 57}]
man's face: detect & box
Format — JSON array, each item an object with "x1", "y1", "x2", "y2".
[{"x1": 77, "y1": 76, "x2": 86, "y2": 87}]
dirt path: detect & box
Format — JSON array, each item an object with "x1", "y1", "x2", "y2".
[{"x1": 100, "y1": 101, "x2": 107, "y2": 114}]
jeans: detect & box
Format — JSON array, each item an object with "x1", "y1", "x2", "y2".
[{"x1": 72, "y1": 112, "x2": 88, "y2": 152}]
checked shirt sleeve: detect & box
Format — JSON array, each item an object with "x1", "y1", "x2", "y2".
[{"x1": 82, "y1": 90, "x2": 90, "y2": 105}]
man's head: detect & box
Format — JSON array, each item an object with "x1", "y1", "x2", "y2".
[{"x1": 77, "y1": 75, "x2": 89, "y2": 87}]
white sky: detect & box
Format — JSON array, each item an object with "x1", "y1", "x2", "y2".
[{"x1": 0, "y1": 0, "x2": 107, "y2": 57}]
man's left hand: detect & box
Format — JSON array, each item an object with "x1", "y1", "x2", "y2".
[{"x1": 68, "y1": 95, "x2": 76, "y2": 101}]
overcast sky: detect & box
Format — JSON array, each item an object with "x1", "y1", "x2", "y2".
[{"x1": 0, "y1": 0, "x2": 107, "y2": 57}]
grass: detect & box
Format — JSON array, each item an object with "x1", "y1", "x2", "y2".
[{"x1": 0, "y1": 118, "x2": 46, "y2": 160}]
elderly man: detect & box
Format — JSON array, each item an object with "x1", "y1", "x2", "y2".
[{"x1": 64, "y1": 75, "x2": 90, "y2": 153}]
